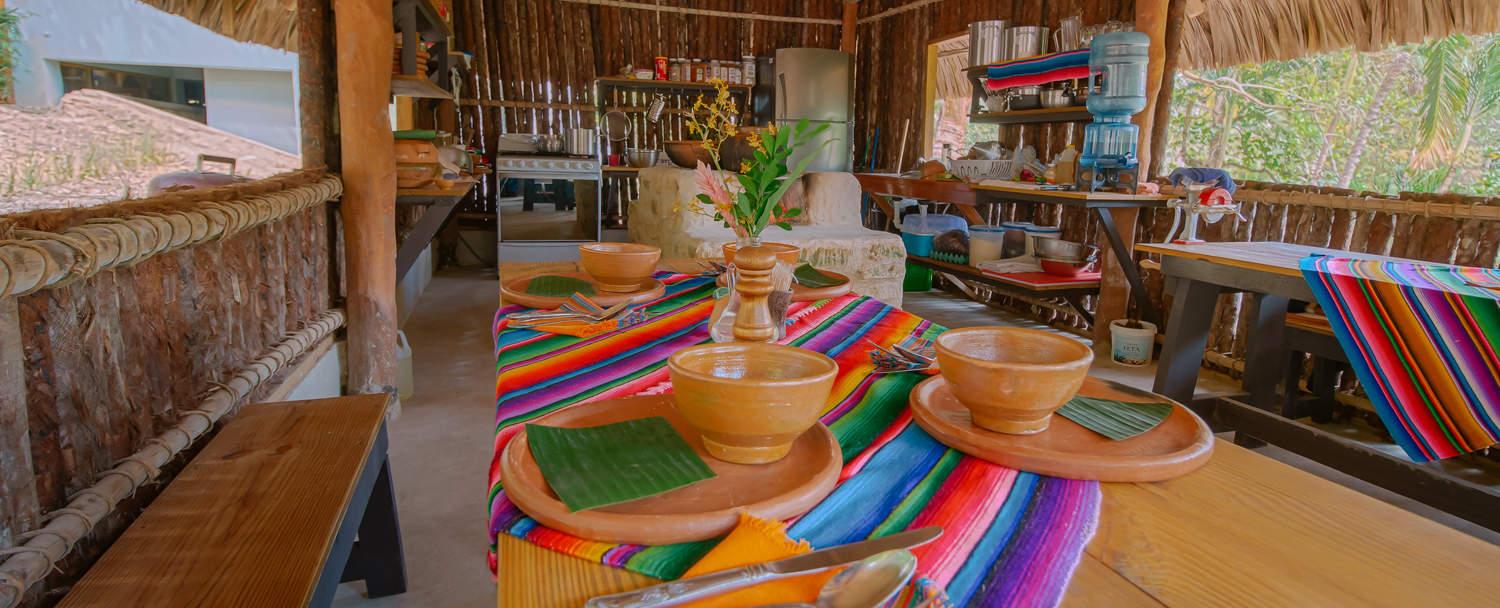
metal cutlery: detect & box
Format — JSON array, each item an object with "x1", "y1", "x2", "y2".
[{"x1": 584, "y1": 527, "x2": 941, "y2": 608}]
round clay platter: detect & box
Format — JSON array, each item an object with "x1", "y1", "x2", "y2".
[
  {"x1": 500, "y1": 272, "x2": 666, "y2": 310},
  {"x1": 499, "y1": 394, "x2": 842, "y2": 545},
  {"x1": 715, "y1": 270, "x2": 853, "y2": 302},
  {"x1": 910, "y1": 375, "x2": 1213, "y2": 482}
]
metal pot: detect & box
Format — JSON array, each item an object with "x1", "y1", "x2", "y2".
[
  {"x1": 147, "y1": 154, "x2": 249, "y2": 195},
  {"x1": 1040, "y1": 88, "x2": 1072, "y2": 108},
  {"x1": 968, "y1": 20, "x2": 1009, "y2": 66},
  {"x1": 537, "y1": 134, "x2": 565, "y2": 154},
  {"x1": 1007, "y1": 86, "x2": 1042, "y2": 111},
  {"x1": 1004, "y1": 26, "x2": 1050, "y2": 60},
  {"x1": 564, "y1": 128, "x2": 597, "y2": 157}
]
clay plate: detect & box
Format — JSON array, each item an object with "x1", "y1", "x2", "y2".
[
  {"x1": 716, "y1": 269, "x2": 853, "y2": 302},
  {"x1": 499, "y1": 394, "x2": 842, "y2": 545},
  {"x1": 911, "y1": 375, "x2": 1213, "y2": 482},
  {"x1": 500, "y1": 272, "x2": 666, "y2": 310}
]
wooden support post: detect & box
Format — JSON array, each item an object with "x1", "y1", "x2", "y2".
[
  {"x1": 335, "y1": 0, "x2": 399, "y2": 402},
  {"x1": 840, "y1": 1, "x2": 859, "y2": 54},
  {"x1": 0, "y1": 297, "x2": 40, "y2": 548},
  {"x1": 1133, "y1": 0, "x2": 1173, "y2": 176},
  {"x1": 299, "y1": 0, "x2": 338, "y2": 170},
  {"x1": 1148, "y1": 0, "x2": 1187, "y2": 179}
]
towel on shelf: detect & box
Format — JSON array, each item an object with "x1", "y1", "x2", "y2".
[{"x1": 984, "y1": 49, "x2": 1091, "y2": 91}]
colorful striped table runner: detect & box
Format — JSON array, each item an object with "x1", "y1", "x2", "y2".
[
  {"x1": 1301, "y1": 257, "x2": 1500, "y2": 461},
  {"x1": 491, "y1": 272, "x2": 1101, "y2": 606}
]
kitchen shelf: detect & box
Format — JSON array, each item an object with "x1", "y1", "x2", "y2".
[
  {"x1": 391, "y1": 74, "x2": 451, "y2": 99},
  {"x1": 594, "y1": 77, "x2": 752, "y2": 92},
  {"x1": 970, "y1": 107, "x2": 1093, "y2": 125},
  {"x1": 396, "y1": 0, "x2": 453, "y2": 42}
]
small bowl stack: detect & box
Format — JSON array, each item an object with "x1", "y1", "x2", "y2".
[{"x1": 1033, "y1": 237, "x2": 1098, "y2": 278}]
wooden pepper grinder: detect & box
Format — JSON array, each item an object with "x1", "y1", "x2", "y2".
[{"x1": 731, "y1": 245, "x2": 777, "y2": 343}]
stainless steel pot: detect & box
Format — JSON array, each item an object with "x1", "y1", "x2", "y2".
[
  {"x1": 537, "y1": 134, "x2": 565, "y2": 154},
  {"x1": 1040, "y1": 88, "x2": 1072, "y2": 108},
  {"x1": 1004, "y1": 26, "x2": 1050, "y2": 60},
  {"x1": 564, "y1": 128, "x2": 597, "y2": 157},
  {"x1": 968, "y1": 20, "x2": 1009, "y2": 66}
]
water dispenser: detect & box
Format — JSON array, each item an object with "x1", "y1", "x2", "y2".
[{"x1": 1078, "y1": 31, "x2": 1150, "y2": 192}]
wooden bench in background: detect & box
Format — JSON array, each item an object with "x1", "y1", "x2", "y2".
[{"x1": 59, "y1": 395, "x2": 406, "y2": 607}]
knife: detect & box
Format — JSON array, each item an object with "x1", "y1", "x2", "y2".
[{"x1": 584, "y1": 527, "x2": 942, "y2": 608}]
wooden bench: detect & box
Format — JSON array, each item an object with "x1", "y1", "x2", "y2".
[
  {"x1": 907, "y1": 254, "x2": 1099, "y2": 326},
  {"x1": 1279, "y1": 312, "x2": 1351, "y2": 422},
  {"x1": 59, "y1": 395, "x2": 406, "y2": 607}
]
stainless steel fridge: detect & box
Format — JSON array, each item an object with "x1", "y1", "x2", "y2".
[{"x1": 774, "y1": 48, "x2": 853, "y2": 173}]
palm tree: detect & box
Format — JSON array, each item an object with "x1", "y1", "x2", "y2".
[{"x1": 1413, "y1": 35, "x2": 1500, "y2": 192}]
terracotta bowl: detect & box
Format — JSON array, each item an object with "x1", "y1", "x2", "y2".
[
  {"x1": 935, "y1": 326, "x2": 1093, "y2": 435},
  {"x1": 668, "y1": 343, "x2": 838, "y2": 464},
  {"x1": 664, "y1": 140, "x2": 716, "y2": 169},
  {"x1": 578, "y1": 242, "x2": 661, "y2": 292},
  {"x1": 722, "y1": 242, "x2": 801, "y2": 267}
]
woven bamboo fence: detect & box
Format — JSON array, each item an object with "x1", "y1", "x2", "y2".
[{"x1": 0, "y1": 171, "x2": 338, "y2": 605}]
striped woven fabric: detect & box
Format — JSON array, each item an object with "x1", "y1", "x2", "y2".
[
  {"x1": 490, "y1": 273, "x2": 1101, "y2": 606},
  {"x1": 1301, "y1": 256, "x2": 1500, "y2": 462},
  {"x1": 984, "y1": 49, "x2": 1091, "y2": 91}
]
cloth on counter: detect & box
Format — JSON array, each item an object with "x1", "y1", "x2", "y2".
[
  {"x1": 673, "y1": 512, "x2": 836, "y2": 608},
  {"x1": 490, "y1": 272, "x2": 1101, "y2": 608},
  {"x1": 1167, "y1": 167, "x2": 1238, "y2": 194},
  {"x1": 984, "y1": 49, "x2": 1091, "y2": 91},
  {"x1": 984, "y1": 270, "x2": 1102, "y2": 288},
  {"x1": 1301, "y1": 256, "x2": 1500, "y2": 461},
  {"x1": 977, "y1": 257, "x2": 1043, "y2": 275}
]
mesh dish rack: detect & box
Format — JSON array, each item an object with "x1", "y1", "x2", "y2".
[{"x1": 949, "y1": 159, "x2": 1013, "y2": 181}]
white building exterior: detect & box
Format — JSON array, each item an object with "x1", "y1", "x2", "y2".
[{"x1": 9, "y1": 0, "x2": 301, "y2": 154}]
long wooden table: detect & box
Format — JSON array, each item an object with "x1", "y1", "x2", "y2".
[{"x1": 495, "y1": 259, "x2": 1500, "y2": 608}]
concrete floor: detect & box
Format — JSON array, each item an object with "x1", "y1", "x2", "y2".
[{"x1": 335, "y1": 273, "x2": 1500, "y2": 606}]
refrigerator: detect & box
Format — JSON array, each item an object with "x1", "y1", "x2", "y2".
[{"x1": 774, "y1": 48, "x2": 853, "y2": 173}]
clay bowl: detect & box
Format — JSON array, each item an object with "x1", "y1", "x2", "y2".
[
  {"x1": 664, "y1": 140, "x2": 716, "y2": 169},
  {"x1": 668, "y1": 343, "x2": 838, "y2": 465},
  {"x1": 722, "y1": 242, "x2": 801, "y2": 267},
  {"x1": 578, "y1": 242, "x2": 661, "y2": 293},
  {"x1": 934, "y1": 326, "x2": 1093, "y2": 435}
]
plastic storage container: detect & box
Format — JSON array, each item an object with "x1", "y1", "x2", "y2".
[
  {"x1": 969, "y1": 226, "x2": 1007, "y2": 265},
  {"x1": 904, "y1": 262, "x2": 934, "y2": 291},
  {"x1": 900, "y1": 211, "x2": 968, "y2": 257}
]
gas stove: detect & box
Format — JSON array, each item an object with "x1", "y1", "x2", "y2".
[{"x1": 493, "y1": 154, "x2": 600, "y2": 179}]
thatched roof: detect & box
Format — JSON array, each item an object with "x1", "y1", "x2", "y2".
[
  {"x1": 138, "y1": 0, "x2": 298, "y2": 52},
  {"x1": 1181, "y1": 0, "x2": 1500, "y2": 69}
]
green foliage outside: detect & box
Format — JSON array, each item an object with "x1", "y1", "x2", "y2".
[
  {"x1": 0, "y1": 8, "x2": 20, "y2": 99},
  {"x1": 1164, "y1": 33, "x2": 1500, "y2": 196}
]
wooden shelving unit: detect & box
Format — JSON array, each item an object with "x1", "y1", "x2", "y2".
[
  {"x1": 391, "y1": 0, "x2": 453, "y2": 99},
  {"x1": 594, "y1": 77, "x2": 752, "y2": 93},
  {"x1": 971, "y1": 106, "x2": 1093, "y2": 125}
]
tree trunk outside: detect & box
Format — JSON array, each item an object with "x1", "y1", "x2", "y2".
[
  {"x1": 1337, "y1": 61, "x2": 1402, "y2": 188},
  {"x1": 1438, "y1": 119, "x2": 1476, "y2": 192}
]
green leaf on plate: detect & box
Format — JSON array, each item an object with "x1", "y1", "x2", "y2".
[
  {"x1": 526, "y1": 275, "x2": 596, "y2": 297},
  {"x1": 793, "y1": 264, "x2": 847, "y2": 289},
  {"x1": 1058, "y1": 397, "x2": 1174, "y2": 441},
  {"x1": 526, "y1": 417, "x2": 716, "y2": 512}
]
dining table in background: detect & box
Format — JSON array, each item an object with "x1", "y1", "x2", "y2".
[{"x1": 492, "y1": 259, "x2": 1500, "y2": 608}]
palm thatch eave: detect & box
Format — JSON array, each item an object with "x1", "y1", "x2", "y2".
[{"x1": 137, "y1": 0, "x2": 298, "y2": 52}]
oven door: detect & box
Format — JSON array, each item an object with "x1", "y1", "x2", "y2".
[{"x1": 495, "y1": 173, "x2": 601, "y2": 262}]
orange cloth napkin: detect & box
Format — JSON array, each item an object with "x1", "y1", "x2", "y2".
[
  {"x1": 677, "y1": 512, "x2": 836, "y2": 607},
  {"x1": 528, "y1": 319, "x2": 619, "y2": 338}
]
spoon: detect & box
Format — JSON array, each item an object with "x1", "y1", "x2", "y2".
[{"x1": 758, "y1": 549, "x2": 919, "y2": 608}]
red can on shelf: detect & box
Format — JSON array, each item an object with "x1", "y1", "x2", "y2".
[{"x1": 653, "y1": 56, "x2": 668, "y2": 80}]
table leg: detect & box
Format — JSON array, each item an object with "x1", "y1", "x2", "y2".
[
  {"x1": 1152, "y1": 277, "x2": 1220, "y2": 405},
  {"x1": 1242, "y1": 294, "x2": 1290, "y2": 412},
  {"x1": 353, "y1": 457, "x2": 408, "y2": 597},
  {"x1": 1093, "y1": 207, "x2": 1157, "y2": 324}
]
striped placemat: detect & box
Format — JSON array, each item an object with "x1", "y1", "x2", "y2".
[{"x1": 490, "y1": 272, "x2": 1100, "y2": 607}]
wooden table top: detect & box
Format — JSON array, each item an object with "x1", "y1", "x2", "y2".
[
  {"x1": 61, "y1": 395, "x2": 389, "y2": 607},
  {"x1": 494, "y1": 260, "x2": 1500, "y2": 607},
  {"x1": 1135, "y1": 241, "x2": 1412, "y2": 278},
  {"x1": 853, "y1": 173, "x2": 1171, "y2": 206}
]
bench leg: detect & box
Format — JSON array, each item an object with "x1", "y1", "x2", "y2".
[
  {"x1": 1309, "y1": 357, "x2": 1339, "y2": 423},
  {"x1": 345, "y1": 458, "x2": 408, "y2": 597},
  {"x1": 1282, "y1": 350, "x2": 1307, "y2": 419}
]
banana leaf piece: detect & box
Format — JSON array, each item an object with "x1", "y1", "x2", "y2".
[
  {"x1": 526, "y1": 417, "x2": 716, "y2": 512},
  {"x1": 526, "y1": 275, "x2": 596, "y2": 297},
  {"x1": 1057, "y1": 397, "x2": 1174, "y2": 441},
  {"x1": 793, "y1": 263, "x2": 847, "y2": 289}
]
